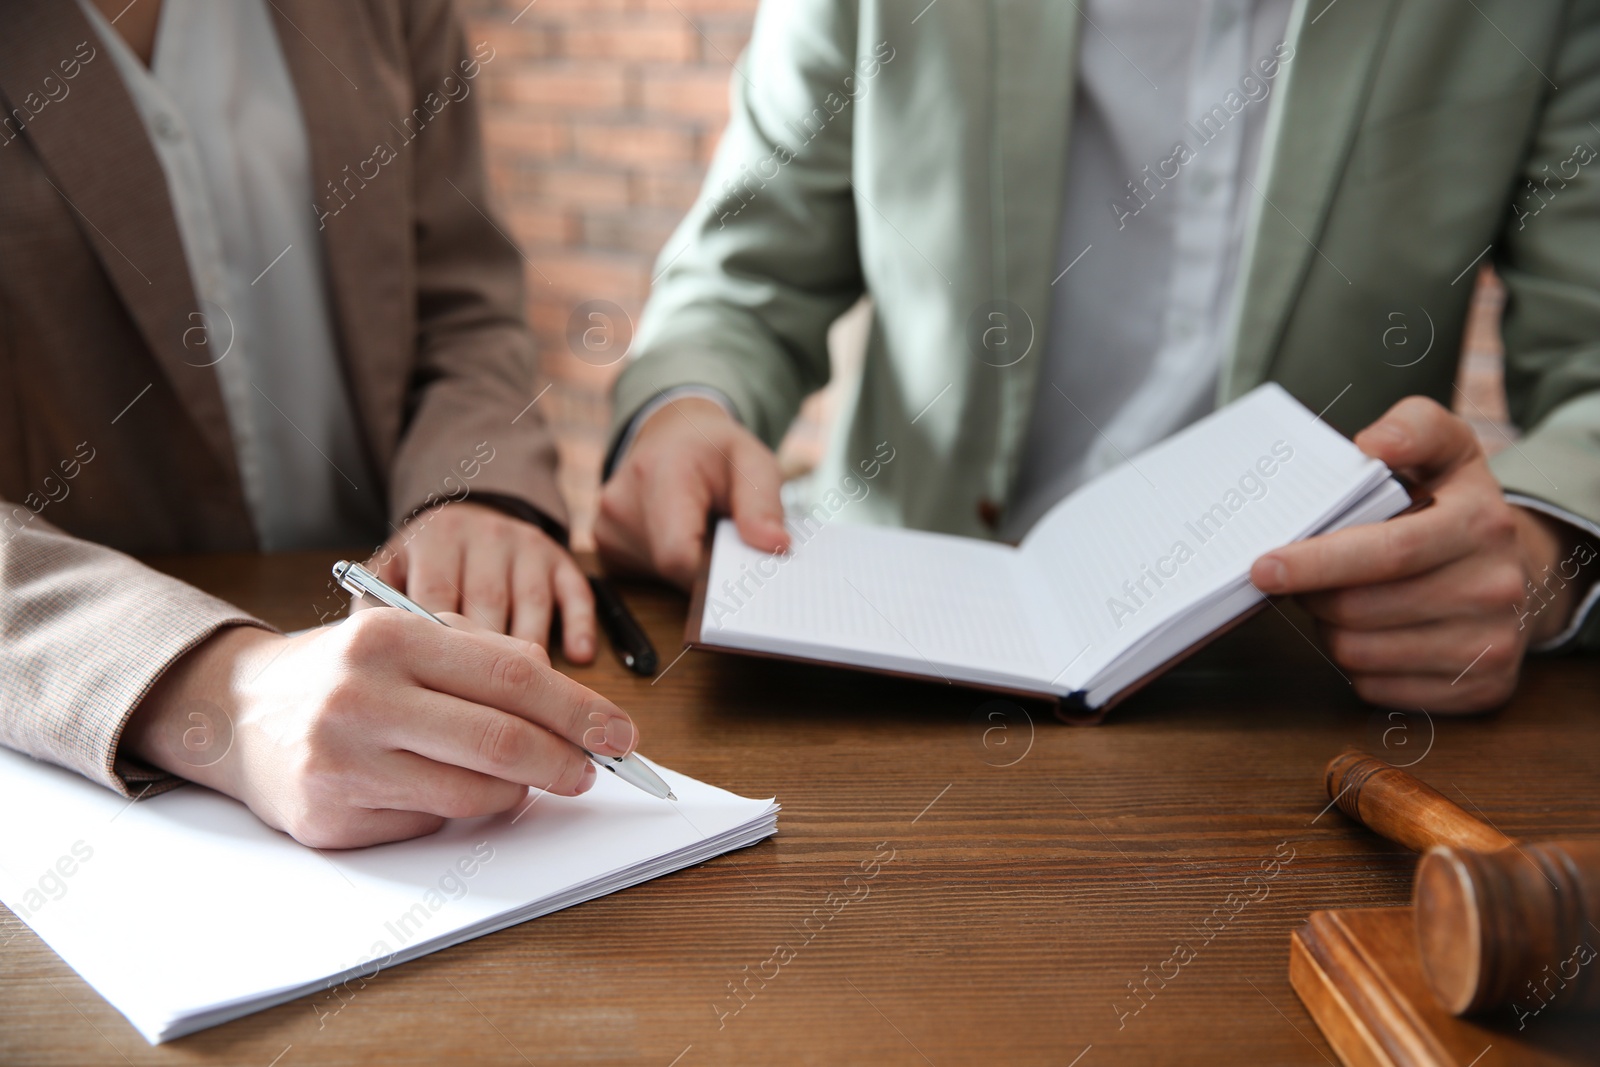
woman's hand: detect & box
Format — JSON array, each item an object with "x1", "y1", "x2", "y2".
[
  {"x1": 372, "y1": 501, "x2": 596, "y2": 663},
  {"x1": 124, "y1": 609, "x2": 639, "y2": 848}
]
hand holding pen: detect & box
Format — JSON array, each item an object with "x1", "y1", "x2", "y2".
[
  {"x1": 334, "y1": 562, "x2": 674, "y2": 801},
  {"x1": 122, "y1": 563, "x2": 670, "y2": 853}
]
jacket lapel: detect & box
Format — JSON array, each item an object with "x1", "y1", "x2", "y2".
[
  {"x1": 269, "y1": 0, "x2": 410, "y2": 484},
  {"x1": 988, "y1": 0, "x2": 1080, "y2": 495},
  {"x1": 0, "y1": 1, "x2": 242, "y2": 479},
  {"x1": 1222, "y1": 0, "x2": 1399, "y2": 399}
]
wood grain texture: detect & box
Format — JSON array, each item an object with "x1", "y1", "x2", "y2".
[
  {"x1": 1325, "y1": 752, "x2": 1516, "y2": 855},
  {"x1": 2, "y1": 550, "x2": 1597, "y2": 1066},
  {"x1": 1291, "y1": 908, "x2": 1599, "y2": 1067}
]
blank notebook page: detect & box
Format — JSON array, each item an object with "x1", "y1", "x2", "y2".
[
  {"x1": 1020, "y1": 383, "x2": 1390, "y2": 689},
  {"x1": 701, "y1": 520, "x2": 1059, "y2": 688}
]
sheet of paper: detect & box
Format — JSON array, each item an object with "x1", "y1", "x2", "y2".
[
  {"x1": 0, "y1": 747, "x2": 776, "y2": 1043},
  {"x1": 1019, "y1": 383, "x2": 1393, "y2": 689},
  {"x1": 699, "y1": 518, "x2": 1063, "y2": 691}
]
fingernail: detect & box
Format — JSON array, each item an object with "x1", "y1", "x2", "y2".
[
  {"x1": 603, "y1": 715, "x2": 636, "y2": 755},
  {"x1": 575, "y1": 761, "x2": 597, "y2": 794},
  {"x1": 1255, "y1": 557, "x2": 1289, "y2": 592},
  {"x1": 573, "y1": 635, "x2": 593, "y2": 658}
]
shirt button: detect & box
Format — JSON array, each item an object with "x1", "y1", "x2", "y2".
[{"x1": 153, "y1": 113, "x2": 183, "y2": 141}]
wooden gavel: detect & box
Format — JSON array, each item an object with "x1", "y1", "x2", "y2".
[{"x1": 1325, "y1": 751, "x2": 1600, "y2": 1016}]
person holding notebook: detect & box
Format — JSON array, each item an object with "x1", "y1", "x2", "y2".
[
  {"x1": 597, "y1": 0, "x2": 1600, "y2": 713},
  {"x1": 0, "y1": 0, "x2": 637, "y2": 847}
]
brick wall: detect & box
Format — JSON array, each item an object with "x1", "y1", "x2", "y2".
[
  {"x1": 459, "y1": 0, "x2": 763, "y2": 549},
  {"x1": 459, "y1": 0, "x2": 1510, "y2": 547}
]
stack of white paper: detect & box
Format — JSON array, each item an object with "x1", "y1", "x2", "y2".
[{"x1": 0, "y1": 746, "x2": 777, "y2": 1042}]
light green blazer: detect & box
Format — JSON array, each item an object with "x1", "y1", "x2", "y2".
[{"x1": 613, "y1": 0, "x2": 1600, "y2": 646}]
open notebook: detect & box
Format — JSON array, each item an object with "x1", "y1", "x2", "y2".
[
  {"x1": 0, "y1": 746, "x2": 777, "y2": 1043},
  {"x1": 688, "y1": 384, "x2": 1415, "y2": 715}
]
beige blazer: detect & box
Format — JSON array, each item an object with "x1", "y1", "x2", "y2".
[{"x1": 0, "y1": 0, "x2": 562, "y2": 794}]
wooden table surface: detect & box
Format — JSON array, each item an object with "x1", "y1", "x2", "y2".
[{"x1": 3, "y1": 550, "x2": 1597, "y2": 1066}]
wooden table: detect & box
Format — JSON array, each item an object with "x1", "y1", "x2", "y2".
[{"x1": 3, "y1": 550, "x2": 1597, "y2": 1066}]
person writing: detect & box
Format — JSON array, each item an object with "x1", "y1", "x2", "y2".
[
  {"x1": 597, "y1": 0, "x2": 1600, "y2": 713},
  {"x1": 0, "y1": 0, "x2": 628, "y2": 846}
]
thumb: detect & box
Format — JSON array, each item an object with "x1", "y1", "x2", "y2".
[
  {"x1": 725, "y1": 433, "x2": 790, "y2": 554},
  {"x1": 1352, "y1": 395, "x2": 1480, "y2": 481}
]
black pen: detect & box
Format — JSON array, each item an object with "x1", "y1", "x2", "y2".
[{"x1": 588, "y1": 575, "x2": 658, "y2": 676}]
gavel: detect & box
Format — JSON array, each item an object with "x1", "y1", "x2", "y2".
[{"x1": 1325, "y1": 751, "x2": 1600, "y2": 1017}]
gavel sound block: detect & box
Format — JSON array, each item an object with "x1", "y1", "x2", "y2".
[{"x1": 1289, "y1": 752, "x2": 1599, "y2": 1067}]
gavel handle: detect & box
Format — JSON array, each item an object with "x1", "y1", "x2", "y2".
[{"x1": 1325, "y1": 751, "x2": 1515, "y2": 855}]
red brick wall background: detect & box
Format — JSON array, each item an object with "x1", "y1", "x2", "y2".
[
  {"x1": 459, "y1": 0, "x2": 763, "y2": 549},
  {"x1": 458, "y1": 0, "x2": 1510, "y2": 549}
]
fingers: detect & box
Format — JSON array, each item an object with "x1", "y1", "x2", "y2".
[
  {"x1": 1254, "y1": 457, "x2": 1517, "y2": 595},
  {"x1": 1254, "y1": 502, "x2": 1480, "y2": 594},
  {"x1": 508, "y1": 543, "x2": 555, "y2": 647},
  {"x1": 1300, "y1": 554, "x2": 1526, "y2": 630},
  {"x1": 401, "y1": 516, "x2": 465, "y2": 616},
  {"x1": 595, "y1": 397, "x2": 787, "y2": 588},
  {"x1": 368, "y1": 541, "x2": 408, "y2": 592},
  {"x1": 381, "y1": 697, "x2": 597, "y2": 798},
  {"x1": 642, "y1": 450, "x2": 716, "y2": 587},
  {"x1": 1320, "y1": 617, "x2": 1514, "y2": 678},
  {"x1": 726, "y1": 432, "x2": 791, "y2": 554},
  {"x1": 401, "y1": 619, "x2": 638, "y2": 757},
  {"x1": 362, "y1": 751, "x2": 544, "y2": 817},
  {"x1": 1347, "y1": 664, "x2": 1518, "y2": 715},
  {"x1": 284, "y1": 808, "x2": 446, "y2": 850},
  {"x1": 459, "y1": 522, "x2": 514, "y2": 633},
  {"x1": 551, "y1": 556, "x2": 597, "y2": 663},
  {"x1": 435, "y1": 613, "x2": 552, "y2": 667},
  {"x1": 1352, "y1": 395, "x2": 1482, "y2": 480}
]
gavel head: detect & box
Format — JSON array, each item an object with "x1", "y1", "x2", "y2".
[{"x1": 1414, "y1": 839, "x2": 1600, "y2": 1016}]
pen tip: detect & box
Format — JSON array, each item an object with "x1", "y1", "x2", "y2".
[{"x1": 666, "y1": 791, "x2": 678, "y2": 802}]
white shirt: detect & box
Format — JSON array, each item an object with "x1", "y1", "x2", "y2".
[
  {"x1": 1001, "y1": 0, "x2": 1294, "y2": 539},
  {"x1": 624, "y1": 0, "x2": 1296, "y2": 535},
  {"x1": 81, "y1": 0, "x2": 384, "y2": 551}
]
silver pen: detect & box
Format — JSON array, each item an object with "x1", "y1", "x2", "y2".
[{"x1": 332, "y1": 560, "x2": 676, "y2": 801}]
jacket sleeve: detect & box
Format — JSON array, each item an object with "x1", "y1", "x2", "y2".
[
  {"x1": 607, "y1": 0, "x2": 868, "y2": 454},
  {"x1": 387, "y1": 0, "x2": 569, "y2": 535},
  {"x1": 0, "y1": 502, "x2": 268, "y2": 797},
  {"x1": 1489, "y1": 1, "x2": 1600, "y2": 651}
]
